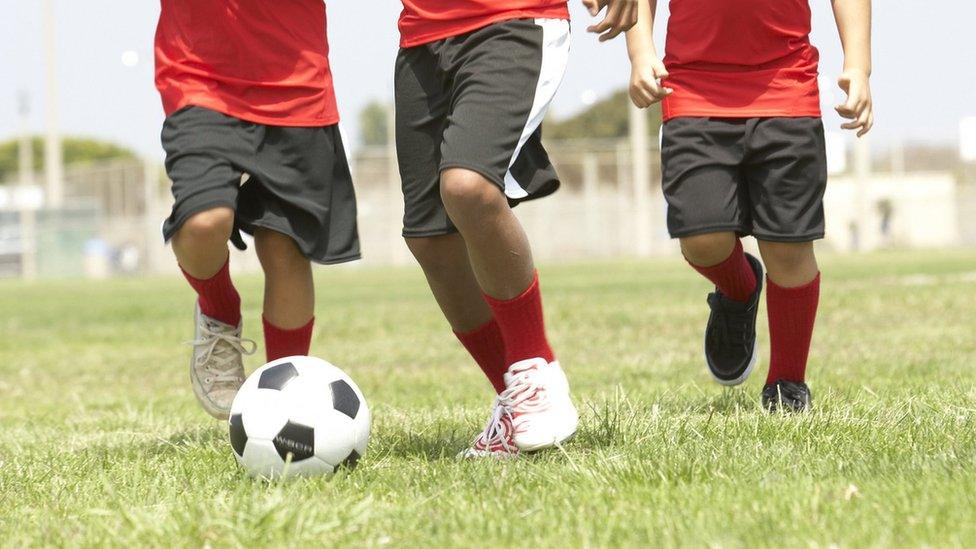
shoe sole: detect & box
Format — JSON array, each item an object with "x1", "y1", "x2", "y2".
[
  {"x1": 520, "y1": 429, "x2": 578, "y2": 454},
  {"x1": 515, "y1": 421, "x2": 579, "y2": 453},
  {"x1": 705, "y1": 337, "x2": 759, "y2": 387}
]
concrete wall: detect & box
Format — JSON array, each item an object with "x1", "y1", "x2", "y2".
[{"x1": 823, "y1": 173, "x2": 962, "y2": 252}]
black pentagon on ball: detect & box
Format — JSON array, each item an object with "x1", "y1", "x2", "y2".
[
  {"x1": 228, "y1": 413, "x2": 247, "y2": 457},
  {"x1": 330, "y1": 379, "x2": 360, "y2": 419},
  {"x1": 334, "y1": 449, "x2": 361, "y2": 473},
  {"x1": 272, "y1": 421, "x2": 315, "y2": 462},
  {"x1": 258, "y1": 362, "x2": 299, "y2": 391}
]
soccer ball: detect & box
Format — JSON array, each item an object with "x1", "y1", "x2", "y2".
[{"x1": 228, "y1": 356, "x2": 370, "y2": 479}]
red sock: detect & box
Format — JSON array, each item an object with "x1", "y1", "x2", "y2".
[
  {"x1": 766, "y1": 273, "x2": 821, "y2": 384},
  {"x1": 484, "y1": 271, "x2": 555, "y2": 368},
  {"x1": 263, "y1": 316, "x2": 315, "y2": 362},
  {"x1": 181, "y1": 259, "x2": 241, "y2": 327},
  {"x1": 687, "y1": 239, "x2": 757, "y2": 303},
  {"x1": 454, "y1": 318, "x2": 507, "y2": 394}
]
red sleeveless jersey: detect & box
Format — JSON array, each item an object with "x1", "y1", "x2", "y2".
[
  {"x1": 661, "y1": 0, "x2": 821, "y2": 120},
  {"x1": 155, "y1": 0, "x2": 339, "y2": 127},
  {"x1": 398, "y1": 0, "x2": 569, "y2": 48}
]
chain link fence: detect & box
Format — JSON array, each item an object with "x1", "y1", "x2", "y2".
[{"x1": 1, "y1": 141, "x2": 973, "y2": 279}]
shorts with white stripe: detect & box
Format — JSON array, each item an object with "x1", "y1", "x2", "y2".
[{"x1": 395, "y1": 18, "x2": 570, "y2": 237}]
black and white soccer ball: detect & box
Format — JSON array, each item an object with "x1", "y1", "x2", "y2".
[{"x1": 228, "y1": 356, "x2": 370, "y2": 479}]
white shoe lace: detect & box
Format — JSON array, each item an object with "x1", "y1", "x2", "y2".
[
  {"x1": 189, "y1": 320, "x2": 256, "y2": 386},
  {"x1": 499, "y1": 363, "x2": 552, "y2": 419},
  {"x1": 470, "y1": 400, "x2": 517, "y2": 455}
]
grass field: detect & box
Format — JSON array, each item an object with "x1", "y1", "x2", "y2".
[{"x1": 1, "y1": 250, "x2": 975, "y2": 547}]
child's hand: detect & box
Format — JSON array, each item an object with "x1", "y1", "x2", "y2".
[
  {"x1": 835, "y1": 69, "x2": 874, "y2": 137},
  {"x1": 629, "y1": 55, "x2": 672, "y2": 108},
  {"x1": 583, "y1": 0, "x2": 639, "y2": 42}
]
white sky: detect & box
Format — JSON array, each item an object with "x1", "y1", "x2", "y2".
[{"x1": 0, "y1": 0, "x2": 973, "y2": 158}]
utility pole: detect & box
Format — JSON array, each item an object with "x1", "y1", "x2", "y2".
[
  {"x1": 18, "y1": 93, "x2": 34, "y2": 187},
  {"x1": 143, "y1": 160, "x2": 161, "y2": 274},
  {"x1": 890, "y1": 139, "x2": 905, "y2": 176},
  {"x1": 18, "y1": 92, "x2": 38, "y2": 280},
  {"x1": 852, "y1": 135, "x2": 871, "y2": 251},
  {"x1": 387, "y1": 103, "x2": 408, "y2": 264},
  {"x1": 582, "y1": 152, "x2": 600, "y2": 255},
  {"x1": 43, "y1": 0, "x2": 64, "y2": 208},
  {"x1": 629, "y1": 102, "x2": 652, "y2": 256}
]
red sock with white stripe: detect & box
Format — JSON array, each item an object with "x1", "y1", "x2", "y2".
[
  {"x1": 181, "y1": 258, "x2": 241, "y2": 327},
  {"x1": 766, "y1": 273, "x2": 821, "y2": 384},
  {"x1": 454, "y1": 318, "x2": 507, "y2": 394},
  {"x1": 483, "y1": 271, "x2": 555, "y2": 368},
  {"x1": 686, "y1": 239, "x2": 757, "y2": 303},
  {"x1": 263, "y1": 316, "x2": 315, "y2": 362}
]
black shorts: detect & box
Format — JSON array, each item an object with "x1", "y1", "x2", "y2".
[
  {"x1": 661, "y1": 117, "x2": 828, "y2": 242},
  {"x1": 161, "y1": 106, "x2": 360, "y2": 264},
  {"x1": 394, "y1": 18, "x2": 570, "y2": 237}
]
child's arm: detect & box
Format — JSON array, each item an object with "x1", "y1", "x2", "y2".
[
  {"x1": 625, "y1": 0, "x2": 672, "y2": 108},
  {"x1": 832, "y1": 0, "x2": 874, "y2": 137}
]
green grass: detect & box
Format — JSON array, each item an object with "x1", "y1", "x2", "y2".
[{"x1": 1, "y1": 250, "x2": 975, "y2": 547}]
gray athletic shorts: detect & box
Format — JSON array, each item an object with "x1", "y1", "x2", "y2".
[
  {"x1": 661, "y1": 117, "x2": 828, "y2": 242},
  {"x1": 161, "y1": 106, "x2": 360, "y2": 264},
  {"x1": 394, "y1": 18, "x2": 570, "y2": 237}
]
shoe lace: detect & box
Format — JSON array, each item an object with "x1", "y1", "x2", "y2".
[
  {"x1": 499, "y1": 363, "x2": 552, "y2": 419},
  {"x1": 472, "y1": 400, "x2": 517, "y2": 454},
  {"x1": 189, "y1": 321, "x2": 257, "y2": 384}
]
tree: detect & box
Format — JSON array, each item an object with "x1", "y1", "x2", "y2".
[
  {"x1": 0, "y1": 136, "x2": 137, "y2": 183},
  {"x1": 546, "y1": 89, "x2": 662, "y2": 141},
  {"x1": 359, "y1": 101, "x2": 390, "y2": 146}
]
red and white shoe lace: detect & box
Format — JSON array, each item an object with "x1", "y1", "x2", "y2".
[
  {"x1": 500, "y1": 360, "x2": 551, "y2": 426},
  {"x1": 459, "y1": 399, "x2": 520, "y2": 458}
]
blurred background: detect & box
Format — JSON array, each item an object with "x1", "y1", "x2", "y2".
[{"x1": 1, "y1": 0, "x2": 974, "y2": 279}]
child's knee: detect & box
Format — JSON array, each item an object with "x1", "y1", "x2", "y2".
[
  {"x1": 405, "y1": 235, "x2": 464, "y2": 275},
  {"x1": 758, "y1": 241, "x2": 814, "y2": 268},
  {"x1": 176, "y1": 207, "x2": 235, "y2": 243},
  {"x1": 680, "y1": 232, "x2": 737, "y2": 266},
  {"x1": 439, "y1": 169, "x2": 503, "y2": 214},
  {"x1": 405, "y1": 236, "x2": 440, "y2": 264},
  {"x1": 255, "y1": 229, "x2": 307, "y2": 267}
]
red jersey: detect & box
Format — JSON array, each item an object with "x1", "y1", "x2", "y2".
[
  {"x1": 661, "y1": 0, "x2": 821, "y2": 121},
  {"x1": 155, "y1": 0, "x2": 339, "y2": 127},
  {"x1": 398, "y1": 0, "x2": 569, "y2": 48}
]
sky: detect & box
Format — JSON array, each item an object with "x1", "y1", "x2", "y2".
[{"x1": 1, "y1": 0, "x2": 974, "y2": 159}]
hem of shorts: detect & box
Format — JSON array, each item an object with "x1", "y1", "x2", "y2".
[
  {"x1": 165, "y1": 101, "x2": 340, "y2": 128},
  {"x1": 161, "y1": 198, "x2": 238, "y2": 243},
  {"x1": 751, "y1": 232, "x2": 825, "y2": 243},
  {"x1": 439, "y1": 162, "x2": 506, "y2": 191},
  {"x1": 399, "y1": 11, "x2": 569, "y2": 48},
  {"x1": 668, "y1": 224, "x2": 825, "y2": 243},
  {"x1": 511, "y1": 180, "x2": 560, "y2": 206},
  {"x1": 238, "y1": 220, "x2": 362, "y2": 266},
  {"x1": 668, "y1": 224, "x2": 747, "y2": 239},
  {"x1": 402, "y1": 226, "x2": 460, "y2": 238}
]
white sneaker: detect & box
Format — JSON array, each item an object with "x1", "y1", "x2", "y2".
[
  {"x1": 458, "y1": 399, "x2": 520, "y2": 459},
  {"x1": 500, "y1": 358, "x2": 579, "y2": 452},
  {"x1": 189, "y1": 302, "x2": 256, "y2": 420}
]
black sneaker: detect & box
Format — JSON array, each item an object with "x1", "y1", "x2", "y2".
[
  {"x1": 704, "y1": 253, "x2": 764, "y2": 386},
  {"x1": 762, "y1": 380, "x2": 811, "y2": 412}
]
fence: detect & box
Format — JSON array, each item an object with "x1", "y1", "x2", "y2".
[{"x1": 1, "y1": 139, "x2": 974, "y2": 279}]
